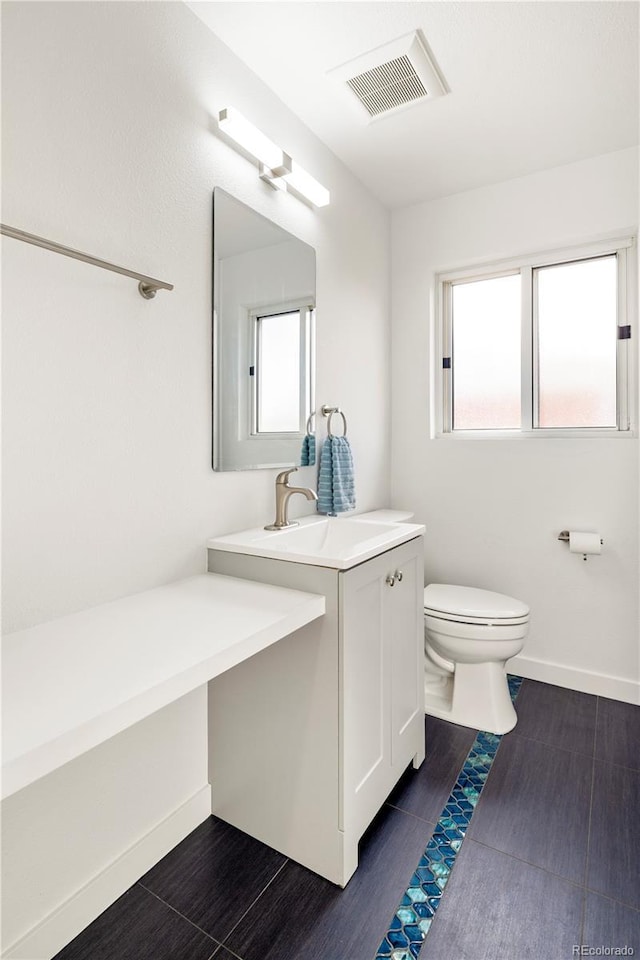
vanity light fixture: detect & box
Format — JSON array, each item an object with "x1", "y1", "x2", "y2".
[
  {"x1": 218, "y1": 107, "x2": 330, "y2": 208},
  {"x1": 283, "y1": 159, "x2": 331, "y2": 209}
]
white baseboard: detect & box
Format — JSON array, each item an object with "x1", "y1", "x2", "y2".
[
  {"x1": 509, "y1": 654, "x2": 640, "y2": 705},
  {"x1": 3, "y1": 784, "x2": 212, "y2": 960}
]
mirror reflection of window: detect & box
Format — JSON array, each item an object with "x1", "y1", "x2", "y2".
[
  {"x1": 255, "y1": 309, "x2": 301, "y2": 433},
  {"x1": 213, "y1": 188, "x2": 316, "y2": 471}
]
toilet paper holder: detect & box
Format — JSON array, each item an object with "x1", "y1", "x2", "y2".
[
  {"x1": 557, "y1": 530, "x2": 604, "y2": 561},
  {"x1": 557, "y1": 530, "x2": 604, "y2": 544}
]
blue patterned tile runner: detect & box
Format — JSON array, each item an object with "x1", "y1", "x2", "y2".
[{"x1": 375, "y1": 674, "x2": 524, "y2": 960}]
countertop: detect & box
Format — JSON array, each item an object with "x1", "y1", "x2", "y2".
[{"x1": 1, "y1": 573, "x2": 325, "y2": 799}]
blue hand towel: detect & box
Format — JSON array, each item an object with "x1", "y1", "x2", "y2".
[
  {"x1": 300, "y1": 433, "x2": 316, "y2": 467},
  {"x1": 317, "y1": 435, "x2": 355, "y2": 514}
]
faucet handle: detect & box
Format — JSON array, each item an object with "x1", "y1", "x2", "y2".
[{"x1": 275, "y1": 466, "x2": 298, "y2": 485}]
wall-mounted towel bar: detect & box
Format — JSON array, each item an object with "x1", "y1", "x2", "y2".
[{"x1": 1, "y1": 223, "x2": 174, "y2": 300}]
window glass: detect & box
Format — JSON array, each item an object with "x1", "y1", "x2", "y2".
[
  {"x1": 256, "y1": 310, "x2": 300, "y2": 433},
  {"x1": 452, "y1": 274, "x2": 521, "y2": 430},
  {"x1": 536, "y1": 256, "x2": 617, "y2": 428}
]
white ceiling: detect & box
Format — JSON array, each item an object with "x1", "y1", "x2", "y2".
[{"x1": 188, "y1": 1, "x2": 639, "y2": 209}]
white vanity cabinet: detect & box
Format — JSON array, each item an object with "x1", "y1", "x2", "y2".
[{"x1": 207, "y1": 534, "x2": 425, "y2": 887}]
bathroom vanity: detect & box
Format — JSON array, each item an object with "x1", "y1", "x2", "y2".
[
  {"x1": 207, "y1": 516, "x2": 425, "y2": 886},
  {"x1": 1, "y1": 516, "x2": 423, "y2": 957},
  {"x1": 206, "y1": 188, "x2": 426, "y2": 885}
]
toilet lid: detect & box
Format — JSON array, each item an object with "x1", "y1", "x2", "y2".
[{"x1": 424, "y1": 583, "x2": 529, "y2": 625}]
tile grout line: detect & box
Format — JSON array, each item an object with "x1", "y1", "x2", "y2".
[
  {"x1": 136, "y1": 881, "x2": 223, "y2": 947},
  {"x1": 383, "y1": 803, "x2": 437, "y2": 828},
  {"x1": 384, "y1": 803, "x2": 598, "y2": 896},
  {"x1": 468, "y1": 838, "x2": 640, "y2": 913},
  {"x1": 580, "y1": 697, "x2": 600, "y2": 946},
  {"x1": 591, "y1": 756, "x2": 640, "y2": 774},
  {"x1": 464, "y1": 835, "x2": 585, "y2": 891},
  {"x1": 383, "y1": 802, "x2": 629, "y2": 906},
  {"x1": 139, "y1": 856, "x2": 288, "y2": 959},
  {"x1": 211, "y1": 941, "x2": 247, "y2": 960},
  {"x1": 373, "y1": 674, "x2": 524, "y2": 960},
  {"x1": 582, "y1": 888, "x2": 640, "y2": 915},
  {"x1": 506, "y1": 729, "x2": 595, "y2": 758},
  {"x1": 214, "y1": 858, "x2": 290, "y2": 950},
  {"x1": 509, "y1": 728, "x2": 639, "y2": 774}
]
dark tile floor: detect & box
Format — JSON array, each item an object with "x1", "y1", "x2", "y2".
[{"x1": 53, "y1": 680, "x2": 640, "y2": 960}]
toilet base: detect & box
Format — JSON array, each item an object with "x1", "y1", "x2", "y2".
[{"x1": 424, "y1": 660, "x2": 517, "y2": 735}]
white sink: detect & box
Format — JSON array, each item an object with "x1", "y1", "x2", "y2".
[{"x1": 207, "y1": 515, "x2": 425, "y2": 569}]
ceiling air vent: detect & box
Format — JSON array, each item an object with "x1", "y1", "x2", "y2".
[
  {"x1": 328, "y1": 31, "x2": 447, "y2": 122},
  {"x1": 347, "y1": 55, "x2": 428, "y2": 118}
]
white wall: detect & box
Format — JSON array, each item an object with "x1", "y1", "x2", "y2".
[
  {"x1": 1, "y1": 2, "x2": 390, "y2": 955},
  {"x1": 391, "y1": 147, "x2": 640, "y2": 704}
]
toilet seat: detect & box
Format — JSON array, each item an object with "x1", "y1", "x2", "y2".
[
  {"x1": 425, "y1": 608, "x2": 529, "y2": 628},
  {"x1": 424, "y1": 583, "x2": 529, "y2": 627}
]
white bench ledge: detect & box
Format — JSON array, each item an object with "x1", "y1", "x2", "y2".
[{"x1": 1, "y1": 574, "x2": 325, "y2": 800}]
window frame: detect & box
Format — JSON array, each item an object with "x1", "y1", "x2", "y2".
[{"x1": 437, "y1": 236, "x2": 636, "y2": 439}]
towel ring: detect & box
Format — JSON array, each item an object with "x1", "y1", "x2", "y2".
[
  {"x1": 305, "y1": 412, "x2": 315, "y2": 436},
  {"x1": 326, "y1": 409, "x2": 347, "y2": 438}
]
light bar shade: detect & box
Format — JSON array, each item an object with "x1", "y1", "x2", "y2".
[
  {"x1": 283, "y1": 161, "x2": 331, "y2": 208},
  {"x1": 218, "y1": 107, "x2": 330, "y2": 208},
  {"x1": 218, "y1": 107, "x2": 284, "y2": 171}
]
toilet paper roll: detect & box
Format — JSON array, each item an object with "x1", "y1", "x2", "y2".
[{"x1": 569, "y1": 531, "x2": 602, "y2": 556}]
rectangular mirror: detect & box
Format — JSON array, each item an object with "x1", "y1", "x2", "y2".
[{"x1": 212, "y1": 189, "x2": 316, "y2": 471}]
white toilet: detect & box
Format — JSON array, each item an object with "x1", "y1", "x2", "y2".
[{"x1": 423, "y1": 583, "x2": 529, "y2": 735}]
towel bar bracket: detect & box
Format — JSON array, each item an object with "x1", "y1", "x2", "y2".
[{"x1": 138, "y1": 282, "x2": 160, "y2": 300}]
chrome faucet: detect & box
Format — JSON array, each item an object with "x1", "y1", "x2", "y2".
[{"x1": 264, "y1": 467, "x2": 318, "y2": 530}]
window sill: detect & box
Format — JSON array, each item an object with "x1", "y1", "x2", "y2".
[{"x1": 435, "y1": 428, "x2": 637, "y2": 440}]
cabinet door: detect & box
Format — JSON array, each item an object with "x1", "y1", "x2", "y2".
[
  {"x1": 340, "y1": 550, "x2": 391, "y2": 833},
  {"x1": 340, "y1": 537, "x2": 424, "y2": 836},
  {"x1": 385, "y1": 538, "x2": 424, "y2": 772}
]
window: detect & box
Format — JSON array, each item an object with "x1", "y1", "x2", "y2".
[
  {"x1": 440, "y1": 239, "x2": 634, "y2": 435},
  {"x1": 535, "y1": 257, "x2": 617, "y2": 428},
  {"x1": 451, "y1": 273, "x2": 521, "y2": 430},
  {"x1": 249, "y1": 301, "x2": 314, "y2": 436}
]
